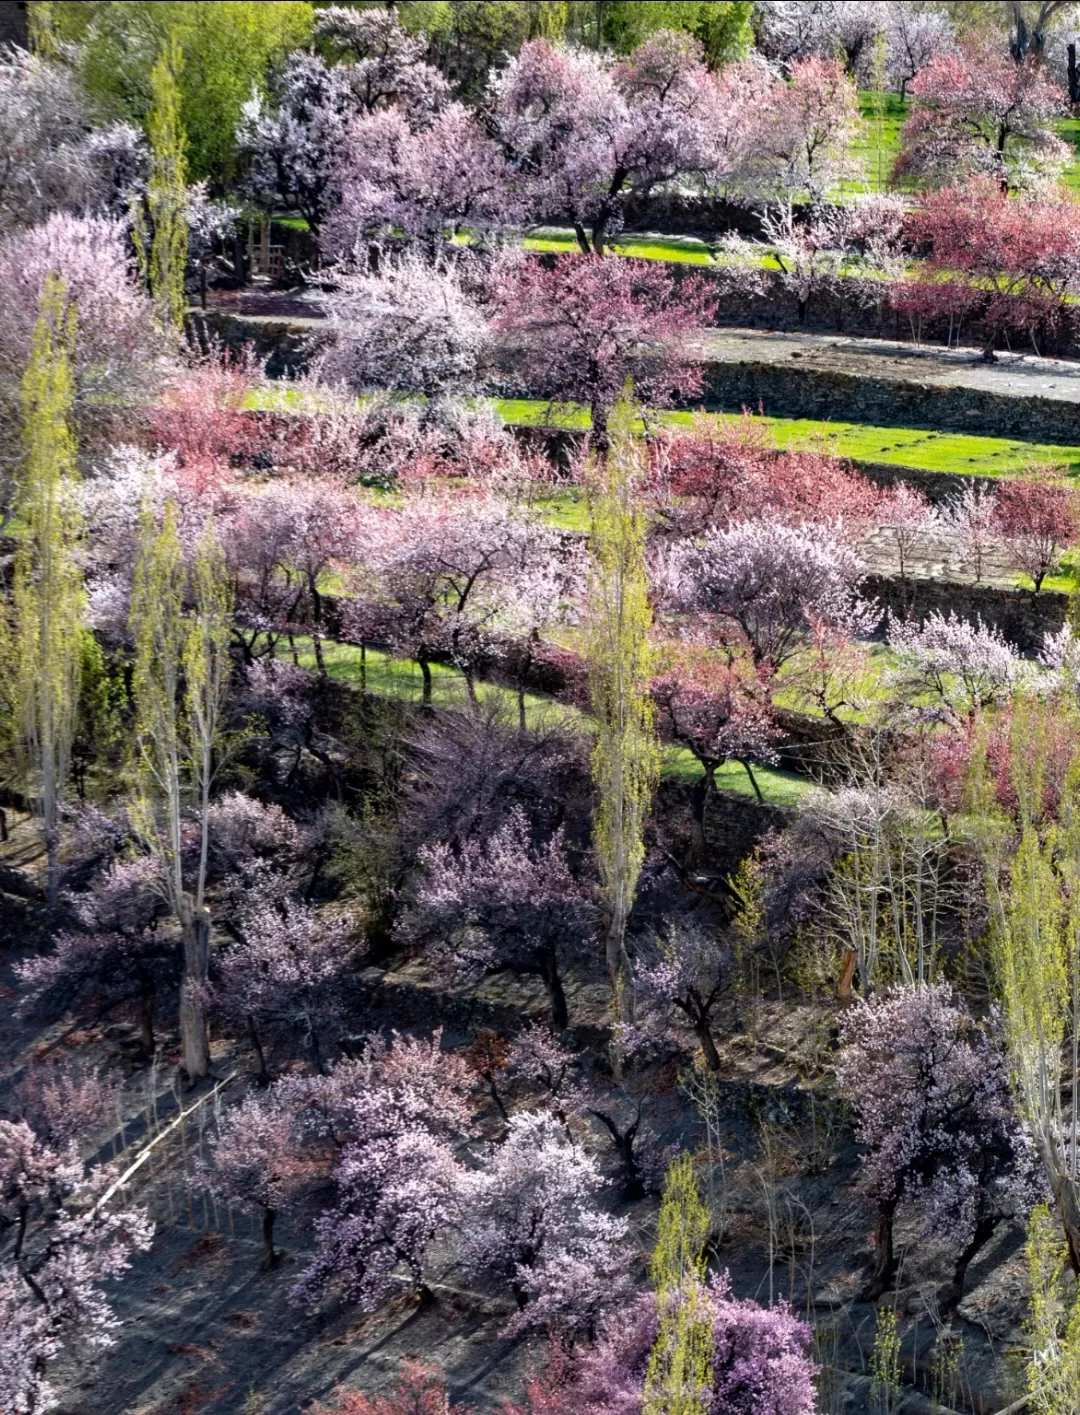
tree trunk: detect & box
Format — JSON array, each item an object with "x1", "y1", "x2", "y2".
[
  {"x1": 1049, "y1": 1162, "x2": 1080, "y2": 1275},
  {"x1": 418, "y1": 655, "x2": 433, "y2": 706},
  {"x1": 591, "y1": 1108, "x2": 645, "y2": 1201},
  {"x1": 939, "y1": 1215, "x2": 998, "y2": 1313},
  {"x1": 139, "y1": 984, "x2": 156, "y2": 1058},
  {"x1": 836, "y1": 947, "x2": 858, "y2": 1002},
  {"x1": 261, "y1": 1207, "x2": 279, "y2": 1271},
  {"x1": 861, "y1": 1201, "x2": 897, "y2": 1299},
  {"x1": 737, "y1": 758, "x2": 765, "y2": 804},
  {"x1": 694, "y1": 1016, "x2": 722, "y2": 1073},
  {"x1": 359, "y1": 641, "x2": 367, "y2": 694},
  {"x1": 249, "y1": 1015, "x2": 270, "y2": 1086},
  {"x1": 591, "y1": 402, "x2": 610, "y2": 456},
  {"x1": 538, "y1": 948, "x2": 570, "y2": 1033},
  {"x1": 179, "y1": 899, "x2": 212, "y2": 1084},
  {"x1": 1070, "y1": 43, "x2": 1079, "y2": 104},
  {"x1": 312, "y1": 631, "x2": 328, "y2": 680},
  {"x1": 573, "y1": 221, "x2": 592, "y2": 256}
]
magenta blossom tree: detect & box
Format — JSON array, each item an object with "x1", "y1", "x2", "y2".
[
  {"x1": 836, "y1": 983, "x2": 1041, "y2": 1305},
  {"x1": 492, "y1": 253, "x2": 716, "y2": 450},
  {"x1": 509, "y1": 1274, "x2": 818, "y2": 1415}
]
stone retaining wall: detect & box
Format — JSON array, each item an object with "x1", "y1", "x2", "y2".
[
  {"x1": 862, "y1": 574, "x2": 1066, "y2": 654},
  {"x1": 697, "y1": 359, "x2": 1080, "y2": 443}
]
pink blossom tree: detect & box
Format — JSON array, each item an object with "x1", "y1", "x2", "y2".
[
  {"x1": 648, "y1": 412, "x2": 880, "y2": 541},
  {"x1": 492, "y1": 253, "x2": 716, "y2": 451},
  {"x1": 320, "y1": 250, "x2": 490, "y2": 402},
  {"x1": 507, "y1": 1275, "x2": 818, "y2": 1415},
  {"x1": 216, "y1": 895, "x2": 359, "y2": 1078},
  {"x1": 888, "y1": 610, "x2": 1026, "y2": 722},
  {"x1": 408, "y1": 806, "x2": 592, "y2": 1033},
  {"x1": 0, "y1": 1121, "x2": 153, "y2": 1415},
  {"x1": 311, "y1": 1362, "x2": 469, "y2": 1415},
  {"x1": 663, "y1": 521, "x2": 876, "y2": 674},
  {"x1": 900, "y1": 180, "x2": 1080, "y2": 359},
  {"x1": 635, "y1": 922, "x2": 729, "y2": 1072},
  {"x1": 737, "y1": 54, "x2": 863, "y2": 202},
  {"x1": 325, "y1": 103, "x2": 512, "y2": 260},
  {"x1": 202, "y1": 1088, "x2": 314, "y2": 1270},
  {"x1": 652, "y1": 643, "x2": 779, "y2": 806},
  {"x1": 896, "y1": 36, "x2": 1069, "y2": 191},
  {"x1": 940, "y1": 481, "x2": 1001, "y2": 584},
  {"x1": 4, "y1": 1062, "x2": 121, "y2": 1155},
  {"x1": 458, "y1": 1110, "x2": 633, "y2": 1339},
  {"x1": 993, "y1": 474, "x2": 1079, "y2": 590},
  {"x1": 363, "y1": 492, "x2": 562, "y2": 701},
  {"x1": 0, "y1": 213, "x2": 159, "y2": 483},
  {"x1": 490, "y1": 30, "x2": 728, "y2": 256},
  {"x1": 16, "y1": 857, "x2": 177, "y2": 1058},
  {"x1": 0, "y1": 47, "x2": 146, "y2": 236},
  {"x1": 877, "y1": 482, "x2": 938, "y2": 583},
  {"x1": 837, "y1": 984, "x2": 1040, "y2": 1304},
  {"x1": 286, "y1": 1032, "x2": 472, "y2": 1312},
  {"x1": 239, "y1": 8, "x2": 447, "y2": 238}
]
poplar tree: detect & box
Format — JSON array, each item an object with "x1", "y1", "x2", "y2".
[
  {"x1": 979, "y1": 728, "x2": 1080, "y2": 1273},
  {"x1": 643, "y1": 1154, "x2": 713, "y2": 1415},
  {"x1": 130, "y1": 506, "x2": 232, "y2": 1082},
  {"x1": 586, "y1": 392, "x2": 659, "y2": 1024},
  {"x1": 11, "y1": 273, "x2": 85, "y2": 908},
  {"x1": 133, "y1": 36, "x2": 189, "y2": 335}
]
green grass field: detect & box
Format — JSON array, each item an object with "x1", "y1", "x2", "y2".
[
  {"x1": 495, "y1": 399, "x2": 1080, "y2": 480},
  {"x1": 283, "y1": 638, "x2": 811, "y2": 806}
]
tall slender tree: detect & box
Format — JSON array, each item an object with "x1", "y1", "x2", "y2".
[
  {"x1": 643, "y1": 1154, "x2": 713, "y2": 1415},
  {"x1": 133, "y1": 37, "x2": 188, "y2": 335},
  {"x1": 585, "y1": 392, "x2": 659, "y2": 1025},
  {"x1": 11, "y1": 273, "x2": 85, "y2": 908},
  {"x1": 129, "y1": 506, "x2": 232, "y2": 1082}
]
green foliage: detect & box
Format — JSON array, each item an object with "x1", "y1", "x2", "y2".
[
  {"x1": 132, "y1": 36, "x2": 188, "y2": 335},
  {"x1": 650, "y1": 1153, "x2": 710, "y2": 1292},
  {"x1": 643, "y1": 1155, "x2": 714, "y2": 1415},
  {"x1": 591, "y1": 1, "x2": 751, "y2": 63},
  {"x1": 128, "y1": 499, "x2": 187, "y2": 898},
  {"x1": 1025, "y1": 1201, "x2": 1080, "y2": 1415},
  {"x1": 71, "y1": 631, "x2": 127, "y2": 801},
  {"x1": 586, "y1": 392, "x2": 660, "y2": 1017},
  {"x1": 418, "y1": 1, "x2": 569, "y2": 99},
  {"x1": 12, "y1": 273, "x2": 85, "y2": 903},
  {"x1": 48, "y1": 1, "x2": 312, "y2": 183},
  {"x1": 869, "y1": 1306, "x2": 902, "y2": 1415}
]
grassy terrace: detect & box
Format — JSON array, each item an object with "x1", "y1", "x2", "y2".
[
  {"x1": 284, "y1": 638, "x2": 812, "y2": 807},
  {"x1": 496, "y1": 399, "x2": 1080, "y2": 480}
]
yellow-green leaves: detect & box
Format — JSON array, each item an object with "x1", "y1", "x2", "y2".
[
  {"x1": 643, "y1": 1155, "x2": 713, "y2": 1415},
  {"x1": 132, "y1": 36, "x2": 188, "y2": 335},
  {"x1": 12, "y1": 272, "x2": 84, "y2": 904},
  {"x1": 586, "y1": 391, "x2": 659, "y2": 1019}
]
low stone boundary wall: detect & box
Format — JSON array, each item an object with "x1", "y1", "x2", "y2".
[
  {"x1": 862, "y1": 575, "x2": 1066, "y2": 655},
  {"x1": 697, "y1": 359, "x2": 1080, "y2": 444}
]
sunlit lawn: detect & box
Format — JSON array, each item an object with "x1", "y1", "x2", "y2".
[
  {"x1": 282, "y1": 638, "x2": 812, "y2": 805},
  {"x1": 494, "y1": 399, "x2": 1080, "y2": 479}
]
